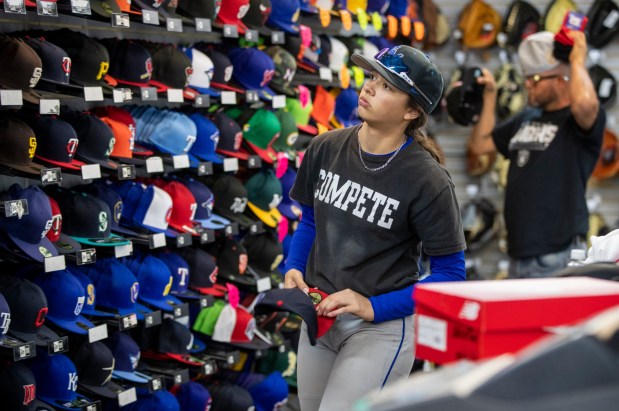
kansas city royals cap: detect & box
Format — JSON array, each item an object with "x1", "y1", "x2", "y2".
[
  {"x1": 73, "y1": 341, "x2": 126, "y2": 400},
  {"x1": 64, "y1": 111, "x2": 118, "y2": 170},
  {"x1": 217, "y1": 238, "x2": 257, "y2": 287},
  {"x1": 242, "y1": 232, "x2": 284, "y2": 287},
  {"x1": 103, "y1": 331, "x2": 150, "y2": 383},
  {"x1": 207, "y1": 382, "x2": 255, "y2": 411},
  {"x1": 334, "y1": 87, "x2": 361, "y2": 127},
  {"x1": 123, "y1": 389, "x2": 180, "y2": 411},
  {"x1": 245, "y1": 169, "x2": 283, "y2": 228},
  {"x1": 105, "y1": 39, "x2": 153, "y2": 88},
  {"x1": 0, "y1": 115, "x2": 43, "y2": 176},
  {"x1": 277, "y1": 168, "x2": 302, "y2": 220},
  {"x1": 214, "y1": 111, "x2": 249, "y2": 160},
  {"x1": 177, "y1": 246, "x2": 226, "y2": 296},
  {"x1": 212, "y1": 174, "x2": 257, "y2": 227},
  {"x1": 248, "y1": 371, "x2": 289, "y2": 411},
  {"x1": 46, "y1": 196, "x2": 81, "y2": 255},
  {"x1": 188, "y1": 113, "x2": 224, "y2": 164},
  {"x1": 25, "y1": 37, "x2": 71, "y2": 87},
  {"x1": 181, "y1": 177, "x2": 230, "y2": 229},
  {"x1": 267, "y1": 0, "x2": 300, "y2": 33},
  {"x1": 128, "y1": 254, "x2": 183, "y2": 312},
  {"x1": 0, "y1": 184, "x2": 57, "y2": 263},
  {"x1": 184, "y1": 47, "x2": 221, "y2": 97},
  {"x1": 0, "y1": 291, "x2": 10, "y2": 341},
  {"x1": 0, "y1": 275, "x2": 60, "y2": 346},
  {"x1": 0, "y1": 35, "x2": 43, "y2": 104},
  {"x1": 30, "y1": 116, "x2": 85, "y2": 171},
  {"x1": 229, "y1": 47, "x2": 276, "y2": 100},
  {"x1": 0, "y1": 362, "x2": 54, "y2": 411},
  {"x1": 162, "y1": 181, "x2": 199, "y2": 236},
  {"x1": 156, "y1": 251, "x2": 201, "y2": 299},
  {"x1": 174, "y1": 381, "x2": 212, "y2": 411},
  {"x1": 266, "y1": 46, "x2": 297, "y2": 97},
  {"x1": 215, "y1": 0, "x2": 250, "y2": 33},
  {"x1": 27, "y1": 353, "x2": 94, "y2": 411}
]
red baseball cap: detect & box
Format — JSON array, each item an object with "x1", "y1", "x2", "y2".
[
  {"x1": 215, "y1": 0, "x2": 250, "y2": 34},
  {"x1": 163, "y1": 181, "x2": 199, "y2": 236}
]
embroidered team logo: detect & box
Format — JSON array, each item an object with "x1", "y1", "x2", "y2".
[
  {"x1": 41, "y1": 218, "x2": 53, "y2": 238},
  {"x1": 28, "y1": 137, "x2": 37, "y2": 159},
  {"x1": 178, "y1": 267, "x2": 189, "y2": 286},
  {"x1": 114, "y1": 201, "x2": 123, "y2": 223},
  {"x1": 66, "y1": 138, "x2": 79, "y2": 157},
  {"x1": 184, "y1": 135, "x2": 197, "y2": 152},
  {"x1": 130, "y1": 353, "x2": 140, "y2": 370},
  {"x1": 105, "y1": 137, "x2": 116, "y2": 157},
  {"x1": 210, "y1": 131, "x2": 220, "y2": 148},
  {"x1": 237, "y1": 3, "x2": 249, "y2": 18},
  {"x1": 287, "y1": 132, "x2": 299, "y2": 147},
  {"x1": 67, "y1": 372, "x2": 78, "y2": 392},
  {"x1": 185, "y1": 66, "x2": 193, "y2": 87},
  {"x1": 260, "y1": 69, "x2": 275, "y2": 87},
  {"x1": 96, "y1": 61, "x2": 109, "y2": 80},
  {"x1": 30, "y1": 67, "x2": 42, "y2": 88},
  {"x1": 130, "y1": 282, "x2": 139, "y2": 303},
  {"x1": 270, "y1": 254, "x2": 283, "y2": 271},
  {"x1": 517, "y1": 149, "x2": 530, "y2": 167},
  {"x1": 224, "y1": 65, "x2": 233, "y2": 82},
  {"x1": 165, "y1": 206, "x2": 173, "y2": 223},
  {"x1": 214, "y1": 0, "x2": 222, "y2": 15},
  {"x1": 39, "y1": 246, "x2": 53, "y2": 258},
  {"x1": 50, "y1": 213, "x2": 61, "y2": 237},
  {"x1": 230, "y1": 197, "x2": 247, "y2": 214},
  {"x1": 61, "y1": 57, "x2": 71, "y2": 76},
  {"x1": 0, "y1": 312, "x2": 11, "y2": 335},
  {"x1": 35, "y1": 307, "x2": 48, "y2": 327},
  {"x1": 98, "y1": 211, "x2": 108, "y2": 233},
  {"x1": 142, "y1": 58, "x2": 153, "y2": 80},
  {"x1": 87, "y1": 284, "x2": 95, "y2": 306},
  {"x1": 163, "y1": 276, "x2": 173, "y2": 296},
  {"x1": 151, "y1": 0, "x2": 165, "y2": 8},
  {"x1": 22, "y1": 384, "x2": 35, "y2": 406},
  {"x1": 269, "y1": 194, "x2": 283, "y2": 209},
  {"x1": 189, "y1": 202, "x2": 197, "y2": 221},
  {"x1": 234, "y1": 131, "x2": 243, "y2": 150},
  {"x1": 282, "y1": 67, "x2": 295, "y2": 83},
  {"x1": 291, "y1": 7, "x2": 300, "y2": 22},
  {"x1": 74, "y1": 296, "x2": 85, "y2": 316},
  {"x1": 209, "y1": 266, "x2": 218, "y2": 284}
]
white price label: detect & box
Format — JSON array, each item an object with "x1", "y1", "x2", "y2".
[
  {"x1": 272, "y1": 95, "x2": 286, "y2": 108},
  {"x1": 172, "y1": 154, "x2": 190, "y2": 169},
  {"x1": 195, "y1": 18, "x2": 211, "y2": 32},
  {"x1": 151, "y1": 233, "x2": 167, "y2": 248},
  {"x1": 4, "y1": 0, "x2": 26, "y2": 14},
  {"x1": 114, "y1": 242, "x2": 133, "y2": 258},
  {"x1": 221, "y1": 91, "x2": 237, "y2": 105},
  {"x1": 112, "y1": 89, "x2": 124, "y2": 103},
  {"x1": 319, "y1": 67, "x2": 333, "y2": 82},
  {"x1": 167, "y1": 88, "x2": 184, "y2": 103},
  {"x1": 142, "y1": 9, "x2": 159, "y2": 25},
  {"x1": 44, "y1": 255, "x2": 66, "y2": 272},
  {"x1": 70, "y1": 0, "x2": 91, "y2": 14},
  {"x1": 223, "y1": 157, "x2": 239, "y2": 172},
  {"x1": 81, "y1": 164, "x2": 101, "y2": 180},
  {"x1": 118, "y1": 388, "x2": 137, "y2": 407},
  {"x1": 257, "y1": 277, "x2": 272, "y2": 292},
  {"x1": 40, "y1": 99, "x2": 60, "y2": 115},
  {"x1": 167, "y1": 17, "x2": 183, "y2": 32},
  {"x1": 88, "y1": 324, "x2": 108, "y2": 343},
  {"x1": 0, "y1": 90, "x2": 23, "y2": 106},
  {"x1": 599, "y1": 78, "x2": 613, "y2": 98},
  {"x1": 83, "y1": 86, "x2": 104, "y2": 101},
  {"x1": 146, "y1": 156, "x2": 164, "y2": 173}
]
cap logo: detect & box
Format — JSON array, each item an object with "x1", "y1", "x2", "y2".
[
  {"x1": 29, "y1": 67, "x2": 42, "y2": 88},
  {"x1": 237, "y1": 3, "x2": 249, "y2": 18},
  {"x1": 61, "y1": 57, "x2": 72, "y2": 75},
  {"x1": 66, "y1": 138, "x2": 79, "y2": 156},
  {"x1": 98, "y1": 211, "x2": 108, "y2": 232},
  {"x1": 259, "y1": 3, "x2": 267, "y2": 12},
  {"x1": 74, "y1": 296, "x2": 85, "y2": 315},
  {"x1": 143, "y1": 58, "x2": 153, "y2": 80},
  {"x1": 214, "y1": 0, "x2": 221, "y2": 15},
  {"x1": 131, "y1": 282, "x2": 139, "y2": 302},
  {"x1": 22, "y1": 384, "x2": 35, "y2": 406},
  {"x1": 283, "y1": 67, "x2": 295, "y2": 83},
  {"x1": 209, "y1": 266, "x2": 218, "y2": 284},
  {"x1": 224, "y1": 65, "x2": 233, "y2": 82},
  {"x1": 35, "y1": 307, "x2": 48, "y2": 327},
  {"x1": 102, "y1": 358, "x2": 115, "y2": 385},
  {"x1": 184, "y1": 135, "x2": 197, "y2": 152},
  {"x1": 105, "y1": 137, "x2": 116, "y2": 157},
  {"x1": 185, "y1": 66, "x2": 193, "y2": 87},
  {"x1": 269, "y1": 194, "x2": 283, "y2": 209},
  {"x1": 28, "y1": 137, "x2": 37, "y2": 159},
  {"x1": 239, "y1": 253, "x2": 248, "y2": 274},
  {"x1": 96, "y1": 61, "x2": 109, "y2": 80},
  {"x1": 87, "y1": 284, "x2": 95, "y2": 305},
  {"x1": 128, "y1": 124, "x2": 136, "y2": 139},
  {"x1": 151, "y1": 0, "x2": 165, "y2": 7},
  {"x1": 39, "y1": 246, "x2": 53, "y2": 257},
  {"x1": 178, "y1": 267, "x2": 189, "y2": 286},
  {"x1": 189, "y1": 202, "x2": 197, "y2": 220},
  {"x1": 271, "y1": 254, "x2": 284, "y2": 271},
  {"x1": 50, "y1": 213, "x2": 61, "y2": 236},
  {"x1": 230, "y1": 197, "x2": 247, "y2": 214},
  {"x1": 260, "y1": 69, "x2": 275, "y2": 87},
  {"x1": 234, "y1": 131, "x2": 243, "y2": 150},
  {"x1": 287, "y1": 132, "x2": 299, "y2": 146},
  {"x1": 114, "y1": 201, "x2": 122, "y2": 222},
  {"x1": 67, "y1": 372, "x2": 78, "y2": 392},
  {"x1": 163, "y1": 276, "x2": 173, "y2": 296},
  {"x1": 0, "y1": 312, "x2": 11, "y2": 335},
  {"x1": 165, "y1": 207, "x2": 172, "y2": 223},
  {"x1": 130, "y1": 354, "x2": 139, "y2": 370},
  {"x1": 292, "y1": 8, "x2": 300, "y2": 22},
  {"x1": 42, "y1": 219, "x2": 53, "y2": 238}
]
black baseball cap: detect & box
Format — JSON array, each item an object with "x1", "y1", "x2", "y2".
[
  {"x1": 177, "y1": 0, "x2": 220, "y2": 19},
  {"x1": 242, "y1": 233, "x2": 284, "y2": 288},
  {"x1": 104, "y1": 39, "x2": 153, "y2": 88},
  {"x1": 586, "y1": 0, "x2": 619, "y2": 49},
  {"x1": 0, "y1": 35, "x2": 43, "y2": 104},
  {"x1": 242, "y1": 0, "x2": 272, "y2": 33},
  {"x1": 136, "y1": 318, "x2": 206, "y2": 366},
  {"x1": 30, "y1": 116, "x2": 85, "y2": 170},
  {"x1": 446, "y1": 67, "x2": 485, "y2": 126},
  {"x1": 148, "y1": 44, "x2": 195, "y2": 100},
  {"x1": 589, "y1": 64, "x2": 617, "y2": 108},
  {"x1": 73, "y1": 341, "x2": 126, "y2": 400},
  {"x1": 205, "y1": 49, "x2": 245, "y2": 93},
  {"x1": 351, "y1": 44, "x2": 444, "y2": 114},
  {"x1": 0, "y1": 115, "x2": 43, "y2": 175},
  {"x1": 64, "y1": 111, "x2": 119, "y2": 170},
  {"x1": 25, "y1": 37, "x2": 72, "y2": 88},
  {"x1": 212, "y1": 174, "x2": 257, "y2": 227},
  {"x1": 176, "y1": 246, "x2": 227, "y2": 297},
  {"x1": 214, "y1": 111, "x2": 250, "y2": 160},
  {"x1": 0, "y1": 363, "x2": 55, "y2": 411},
  {"x1": 207, "y1": 382, "x2": 255, "y2": 411},
  {"x1": 216, "y1": 238, "x2": 258, "y2": 287}
]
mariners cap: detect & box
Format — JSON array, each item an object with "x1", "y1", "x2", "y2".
[{"x1": 69, "y1": 267, "x2": 116, "y2": 318}]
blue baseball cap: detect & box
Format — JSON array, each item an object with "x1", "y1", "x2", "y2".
[
  {"x1": 229, "y1": 48, "x2": 276, "y2": 100},
  {"x1": 188, "y1": 113, "x2": 224, "y2": 165},
  {"x1": 367, "y1": 0, "x2": 389, "y2": 13},
  {"x1": 277, "y1": 168, "x2": 302, "y2": 220},
  {"x1": 156, "y1": 251, "x2": 201, "y2": 300},
  {"x1": 267, "y1": 0, "x2": 300, "y2": 33},
  {"x1": 183, "y1": 47, "x2": 221, "y2": 97},
  {"x1": 128, "y1": 255, "x2": 183, "y2": 312},
  {"x1": 174, "y1": 381, "x2": 211, "y2": 411},
  {"x1": 128, "y1": 184, "x2": 175, "y2": 235},
  {"x1": 124, "y1": 389, "x2": 180, "y2": 411},
  {"x1": 248, "y1": 371, "x2": 289, "y2": 411},
  {"x1": 103, "y1": 331, "x2": 151, "y2": 383},
  {"x1": 0, "y1": 291, "x2": 10, "y2": 340},
  {"x1": 182, "y1": 178, "x2": 230, "y2": 230},
  {"x1": 334, "y1": 87, "x2": 361, "y2": 127},
  {"x1": 32, "y1": 269, "x2": 94, "y2": 335},
  {"x1": 27, "y1": 353, "x2": 94, "y2": 411},
  {"x1": 141, "y1": 110, "x2": 198, "y2": 156},
  {"x1": 68, "y1": 267, "x2": 116, "y2": 318},
  {"x1": 0, "y1": 184, "x2": 58, "y2": 263}
]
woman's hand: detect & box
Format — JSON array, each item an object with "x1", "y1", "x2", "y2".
[
  {"x1": 316, "y1": 288, "x2": 375, "y2": 322},
  {"x1": 284, "y1": 269, "x2": 309, "y2": 293}
]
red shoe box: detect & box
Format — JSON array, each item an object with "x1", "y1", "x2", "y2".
[{"x1": 414, "y1": 277, "x2": 619, "y2": 364}]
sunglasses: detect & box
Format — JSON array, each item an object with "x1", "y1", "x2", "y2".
[
  {"x1": 526, "y1": 74, "x2": 570, "y2": 85},
  {"x1": 374, "y1": 48, "x2": 433, "y2": 106}
]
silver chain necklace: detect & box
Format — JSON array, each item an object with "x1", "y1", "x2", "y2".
[{"x1": 357, "y1": 136, "x2": 407, "y2": 172}]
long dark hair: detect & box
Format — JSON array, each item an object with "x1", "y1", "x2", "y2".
[{"x1": 405, "y1": 97, "x2": 444, "y2": 165}]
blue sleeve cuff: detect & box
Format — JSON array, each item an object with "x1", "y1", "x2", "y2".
[{"x1": 284, "y1": 204, "x2": 316, "y2": 274}]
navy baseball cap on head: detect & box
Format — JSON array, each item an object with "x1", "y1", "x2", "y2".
[
  {"x1": 182, "y1": 177, "x2": 230, "y2": 229},
  {"x1": 156, "y1": 251, "x2": 201, "y2": 299},
  {"x1": 30, "y1": 116, "x2": 85, "y2": 171},
  {"x1": 129, "y1": 255, "x2": 183, "y2": 312},
  {"x1": 0, "y1": 184, "x2": 58, "y2": 262},
  {"x1": 25, "y1": 37, "x2": 71, "y2": 88},
  {"x1": 0, "y1": 275, "x2": 60, "y2": 346},
  {"x1": 229, "y1": 48, "x2": 276, "y2": 100},
  {"x1": 0, "y1": 362, "x2": 55, "y2": 411},
  {"x1": 208, "y1": 382, "x2": 255, "y2": 411},
  {"x1": 69, "y1": 267, "x2": 116, "y2": 318},
  {"x1": 0, "y1": 115, "x2": 43, "y2": 176},
  {"x1": 33, "y1": 269, "x2": 95, "y2": 335},
  {"x1": 277, "y1": 168, "x2": 302, "y2": 220},
  {"x1": 123, "y1": 389, "x2": 180, "y2": 411},
  {"x1": 204, "y1": 49, "x2": 244, "y2": 92},
  {"x1": 184, "y1": 47, "x2": 221, "y2": 97},
  {"x1": 351, "y1": 45, "x2": 444, "y2": 113},
  {"x1": 267, "y1": 0, "x2": 300, "y2": 33},
  {"x1": 103, "y1": 331, "x2": 151, "y2": 383},
  {"x1": 212, "y1": 174, "x2": 257, "y2": 227},
  {"x1": 74, "y1": 341, "x2": 126, "y2": 400},
  {"x1": 174, "y1": 381, "x2": 212, "y2": 411},
  {"x1": 59, "y1": 193, "x2": 130, "y2": 247},
  {"x1": 105, "y1": 39, "x2": 153, "y2": 88},
  {"x1": 46, "y1": 196, "x2": 81, "y2": 255},
  {"x1": 0, "y1": 35, "x2": 43, "y2": 104},
  {"x1": 177, "y1": 246, "x2": 226, "y2": 296},
  {"x1": 64, "y1": 112, "x2": 118, "y2": 170},
  {"x1": 0, "y1": 291, "x2": 9, "y2": 341},
  {"x1": 188, "y1": 113, "x2": 224, "y2": 164},
  {"x1": 334, "y1": 87, "x2": 361, "y2": 127},
  {"x1": 248, "y1": 371, "x2": 289, "y2": 411}
]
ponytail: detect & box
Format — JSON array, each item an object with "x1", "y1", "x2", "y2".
[{"x1": 405, "y1": 97, "x2": 445, "y2": 165}]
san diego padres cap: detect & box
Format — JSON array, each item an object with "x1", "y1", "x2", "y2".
[
  {"x1": 0, "y1": 115, "x2": 42, "y2": 175},
  {"x1": 0, "y1": 35, "x2": 43, "y2": 104}
]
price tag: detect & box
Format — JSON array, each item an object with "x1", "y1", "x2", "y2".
[
  {"x1": 114, "y1": 242, "x2": 133, "y2": 258},
  {"x1": 319, "y1": 67, "x2": 333, "y2": 82},
  {"x1": 257, "y1": 277, "x2": 272, "y2": 292},
  {"x1": 83, "y1": 86, "x2": 104, "y2": 102},
  {"x1": 227, "y1": 350, "x2": 240, "y2": 365},
  {"x1": 195, "y1": 17, "x2": 212, "y2": 32},
  {"x1": 77, "y1": 248, "x2": 96, "y2": 265},
  {"x1": 224, "y1": 222, "x2": 239, "y2": 236},
  {"x1": 149, "y1": 377, "x2": 164, "y2": 392},
  {"x1": 603, "y1": 9, "x2": 619, "y2": 28},
  {"x1": 247, "y1": 155, "x2": 262, "y2": 169},
  {"x1": 166, "y1": 17, "x2": 183, "y2": 31},
  {"x1": 166, "y1": 88, "x2": 184, "y2": 103},
  {"x1": 197, "y1": 162, "x2": 213, "y2": 176},
  {"x1": 272, "y1": 95, "x2": 286, "y2": 108},
  {"x1": 81, "y1": 164, "x2": 101, "y2": 180},
  {"x1": 47, "y1": 336, "x2": 69, "y2": 355},
  {"x1": 118, "y1": 388, "x2": 137, "y2": 407},
  {"x1": 40, "y1": 99, "x2": 60, "y2": 115},
  {"x1": 245, "y1": 29, "x2": 259, "y2": 42},
  {"x1": 245, "y1": 90, "x2": 259, "y2": 103},
  {"x1": 37, "y1": 0, "x2": 58, "y2": 16},
  {"x1": 194, "y1": 94, "x2": 211, "y2": 108},
  {"x1": 271, "y1": 31, "x2": 285, "y2": 44},
  {"x1": 249, "y1": 221, "x2": 264, "y2": 235},
  {"x1": 175, "y1": 233, "x2": 192, "y2": 248},
  {"x1": 223, "y1": 157, "x2": 239, "y2": 172},
  {"x1": 0, "y1": 90, "x2": 23, "y2": 106},
  {"x1": 173, "y1": 369, "x2": 190, "y2": 385},
  {"x1": 203, "y1": 360, "x2": 217, "y2": 375},
  {"x1": 81, "y1": 400, "x2": 101, "y2": 411},
  {"x1": 223, "y1": 24, "x2": 239, "y2": 38},
  {"x1": 119, "y1": 313, "x2": 138, "y2": 331},
  {"x1": 88, "y1": 324, "x2": 108, "y2": 343},
  {"x1": 199, "y1": 296, "x2": 210, "y2": 308},
  {"x1": 4, "y1": 0, "x2": 26, "y2": 14},
  {"x1": 144, "y1": 310, "x2": 162, "y2": 328},
  {"x1": 44, "y1": 255, "x2": 66, "y2": 273},
  {"x1": 149, "y1": 233, "x2": 166, "y2": 249},
  {"x1": 599, "y1": 78, "x2": 614, "y2": 98},
  {"x1": 220, "y1": 91, "x2": 237, "y2": 105},
  {"x1": 40, "y1": 167, "x2": 62, "y2": 185},
  {"x1": 70, "y1": 0, "x2": 91, "y2": 14},
  {"x1": 113, "y1": 88, "x2": 132, "y2": 103},
  {"x1": 111, "y1": 13, "x2": 130, "y2": 28},
  {"x1": 118, "y1": 164, "x2": 136, "y2": 180},
  {"x1": 141, "y1": 87, "x2": 158, "y2": 101},
  {"x1": 200, "y1": 229, "x2": 215, "y2": 244},
  {"x1": 142, "y1": 9, "x2": 159, "y2": 25},
  {"x1": 173, "y1": 303, "x2": 189, "y2": 318},
  {"x1": 4, "y1": 199, "x2": 28, "y2": 218},
  {"x1": 14, "y1": 341, "x2": 35, "y2": 361},
  {"x1": 172, "y1": 154, "x2": 190, "y2": 169},
  {"x1": 146, "y1": 156, "x2": 164, "y2": 173}
]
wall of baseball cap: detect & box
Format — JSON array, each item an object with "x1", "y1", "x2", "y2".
[{"x1": 0, "y1": 0, "x2": 618, "y2": 409}]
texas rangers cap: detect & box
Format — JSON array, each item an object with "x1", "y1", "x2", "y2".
[
  {"x1": 162, "y1": 181, "x2": 199, "y2": 236},
  {"x1": 156, "y1": 251, "x2": 201, "y2": 299},
  {"x1": 0, "y1": 35, "x2": 43, "y2": 104}
]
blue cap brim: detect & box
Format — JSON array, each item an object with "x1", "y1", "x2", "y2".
[
  {"x1": 45, "y1": 314, "x2": 95, "y2": 335},
  {"x1": 39, "y1": 393, "x2": 93, "y2": 411},
  {"x1": 267, "y1": 19, "x2": 300, "y2": 34},
  {"x1": 69, "y1": 233, "x2": 131, "y2": 247},
  {"x1": 188, "y1": 85, "x2": 221, "y2": 97},
  {"x1": 139, "y1": 294, "x2": 184, "y2": 312},
  {"x1": 190, "y1": 333, "x2": 207, "y2": 353},
  {"x1": 277, "y1": 200, "x2": 302, "y2": 221},
  {"x1": 188, "y1": 151, "x2": 224, "y2": 165},
  {"x1": 81, "y1": 306, "x2": 117, "y2": 318},
  {"x1": 8, "y1": 234, "x2": 58, "y2": 262},
  {"x1": 112, "y1": 369, "x2": 151, "y2": 384},
  {"x1": 194, "y1": 213, "x2": 231, "y2": 230}
]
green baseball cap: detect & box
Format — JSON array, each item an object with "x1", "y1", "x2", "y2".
[
  {"x1": 286, "y1": 96, "x2": 318, "y2": 135},
  {"x1": 192, "y1": 299, "x2": 226, "y2": 336},
  {"x1": 272, "y1": 109, "x2": 299, "y2": 158},
  {"x1": 245, "y1": 169, "x2": 283, "y2": 228},
  {"x1": 266, "y1": 46, "x2": 298, "y2": 97}
]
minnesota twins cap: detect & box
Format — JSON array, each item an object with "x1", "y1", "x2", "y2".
[
  {"x1": 30, "y1": 116, "x2": 84, "y2": 170},
  {"x1": 0, "y1": 275, "x2": 60, "y2": 346},
  {"x1": 177, "y1": 0, "x2": 220, "y2": 19},
  {"x1": 0, "y1": 115, "x2": 43, "y2": 175},
  {"x1": 267, "y1": 0, "x2": 300, "y2": 33},
  {"x1": 216, "y1": 0, "x2": 250, "y2": 33},
  {"x1": 0, "y1": 362, "x2": 48, "y2": 411},
  {"x1": 73, "y1": 341, "x2": 126, "y2": 400},
  {"x1": 162, "y1": 181, "x2": 199, "y2": 236},
  {"x1": 205, "y1": 49, "x2": 243, "y2": 92},
  {"x1": 266, "y1": 46, "x2": 297, "y2": 97},
  {"x1": 156, "y1": 251, "x2": 200, "y2": 299},
  {"x1": 217, "y1": 238, "x2": 257, "y2": 287},
  {"x1": 229, "y1": 48, "x2": 276, "y2": 100},
  {"x1": 214, "y1": 111, "x2": 248, "y2": 160},
  {"x1": 334, "y1": 87, "x2": 361, "y2": 127},
  {"x1": 248, "y1": 371, "x2": 289, "y2": 411},
  {"x1": 149, "y1": 45, "x2": 194, "y2": 98},
  {"x1": 245, "y1": 169, "x2": 283, "y2": 228},
  {"x1": 129, "y1": 254, "x2": 183, "y2": 312},
  {"x1": 64, "y1": 111, "x2": 118, "y2": 170},
  {"x1": 177, "y1": 246, "x2": 226, "y2": 296},
  {"x1": 242, "y1": 0, "x2": 272, "y2": 31},
  {"x1": 25, "y1": 37, "x2": 71, "y2": 87},
  {"x1": 69, "y1": 267, "x2": 116, "y2": 318},
  {"x1": 174, "y1": 381, "x2": 212, "y2": 411},
  {"x1": 0, "y1": 184, "x2": 57, "y2": 262},
  {"x1": 27, "y1": 353, "x2": 94, "y2": 411},
  {"x1": 184, "y1": 47, "x2": 221, "y2": 97},
  {"x1": 181, "y1": 177, "x2": 230, "y2": 229},
  {"x1": 129, "y1": 184, "x2": 174, "y2": 234},
  {"x1": 0, "y1": 291, "x2": 10, "y2": 340},
  {"x1": 123, "y1": 389, "x2": 180, "y2": 411},
  {"x1": 242, "y1": 232, "x2": 284, "y2": 287},
  {"x1": 207, "y1": 382, "x2": 255, "y2": 411},
  {"x1": 46, "y1": 197, "x2": 81, "y2": 255},
  {"x1": 0, "y1": 35, "x2": 43, "y2": 104},
  {"x1": 105, "y1": 39, "x2": 153, "y2": 88},
  {"x1": 103, "y1": 331, "x2": 150, "y2": 383},
  {"x1": 212, "y1": 174, "x2": 257, "y2": 227},
  {"x1": 188, "y1": 113, "x2": 223, "y2": 164}
]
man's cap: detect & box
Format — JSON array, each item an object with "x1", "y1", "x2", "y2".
[
  {"x1": 307, "y1": 287, "x2": 335, "y2": 338},
  {"x1": 174, "y1": 381, "x2": 212, "y2": 411},
  {"x1": 266, "y1": 0, "x2": 300, "y2": 33},
  {"x1": 0, "y1": 362, "x2": 52, "y2": 411},
  {"x1": 162, "y1": 181, "x2": 199, "y2": 236},
  {"x1": 148, "y1": 45, "x2": 194, "y2": 99},
  {"x1": 592, "y1": 128, "x2": 619, "y2": 181},
  {"x1": 0, "y1": 184, "x2": 57, "y2": 262},
  {"x1": 177, "y1": 0, "x2": 220, "y2": 19},
  {"x1": 242, "y1": 233, "x2": 284, "y2": 287},
  {"x1": 122, "y1": 389, "x2": 180, "y2": 411},
  {"x1": 518, "y1": 31, "x2": 561, "y2": 76},
  {"x1": 177, "y1": 246, "x2": 226, "y2": 296},
  {"x1": 77, "y1": 181, "x2": 138, "y2": 236},
  {"x1": 30, "y1": 116, "x2": 85, "y2": 170},
  {"x1": 58, "y1": 192, "x2": 130, "y2": 247},
  {"x1": 216, "y1": 0, "x2": 250, "y2": 33},
  {"x1": 193, "y1": 299, "x2": 225, "y2": 336},
  {"x1": 242, "y1": 0, "x2": 272, "y2": 31},
  {"x1": 137, "y1": 110, "x2": 197, "y2": 157},
  {"x1": 334, "y1": 87, "x2": 361, "y2": 127},
  {"x1": 212, "y1": 174, "x2": 257, "y2": 227},
  {"x1": 245, "y1": 169, "x2": 283, "y2": 228},
  {"x1": 0, "y1": 35, "x2": 43, "y2": 104},
  {"x1": 105, "y1": 40, "x2": 153, "y2": 88},
  {"x1": 98, "y1": 115, "x2": 144, "y2": 165},
  {"x1": 46, "y1": 197, "x2": 81, "y2": 255},
  {"x1": 217, "y1": 238, "x2": 257, "y2": 286},
  {"x1": 586, "y1": 0, "x2": 619, "y2": 49},
  {"x1": 27, "y1": 353, "x2": 93, "y2": 411},
  {"x1": 494, "y1": 62, "x2": 526, "y2": 120},
  {"x1": 103, "y1": 331, "x2": 150, "y2": 383},
  {"x1": 207, "y1": 382, "x2": 255, "y2": 411},
  {"x1": 0, "y1": 115, "x2": 43, "y2": 175},
  {"x1": 129, "y1": 254, "x2": 183, "y2": 312},
  {"x1": 277, "y1": 168, "x2": 302, "y2": 220},
  {"x1": 446, "y1": 66, "x2": 485, "y2": 126},
  {"x1": 589, "y1": 64, "x2": 617, "y2": 107},
  {"x1": 73, "y1": 341, "x2": 126, "y2": 400},
  {"x1": 213, "y1": 303, "x2": 256, "y2": 343},
  {"x1": 181, "y1": 177, "x2": 230, "y2": 230},
  {"x1": 138, "y1": 317, "x2": 205, "y2": 365},
  {"x1": 32, "y1": 269, "x2": 95, "y2": 335},
  {"x1": 272, "y1": 109, "x2": 299, "y2": 157},
  {"x1": 25, "y1": 37, "x2": 71, "y2": 87},
  {"x1": 248, "y1": 371, "x2": 289, "y2": 411},
  {"x1": 156, "y1": 251, "x2": 201, "y2": 299},
  {"x1": 265, "y1": 46, "x2": 298, "y2": 97},
  {"x1": 188, "y1": 113, "x2": 223, "y2": 164},
  {"x1": 229, "y1": 48, "x2": 276, "y2": 100},
  {"x1": 352, "y1": 45, "x2": 444, "y2": 113},
  {"x1": 500, "y1": 0, "x2": 541, "y2": 49},
  {"x1": 184, "y1": 47, "x2": 221, "y2": 97},
  {"x1": 64, "y1": 112, "x2": 118, "y2": 170},
  {"x1": 0, "y1": 275, "x2": 60, "y2": 346},
  {"x1": 214, "y1": 111, "x2": 248, "y2": 160}
]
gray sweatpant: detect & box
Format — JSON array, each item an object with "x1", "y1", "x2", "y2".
[{"x1": 296, "y1": 313, "x2": 415, "y2": 411}]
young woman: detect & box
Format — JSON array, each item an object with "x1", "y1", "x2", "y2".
[{"x1": 284, "y1": 45, "x2": 467, "y2": 410}]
